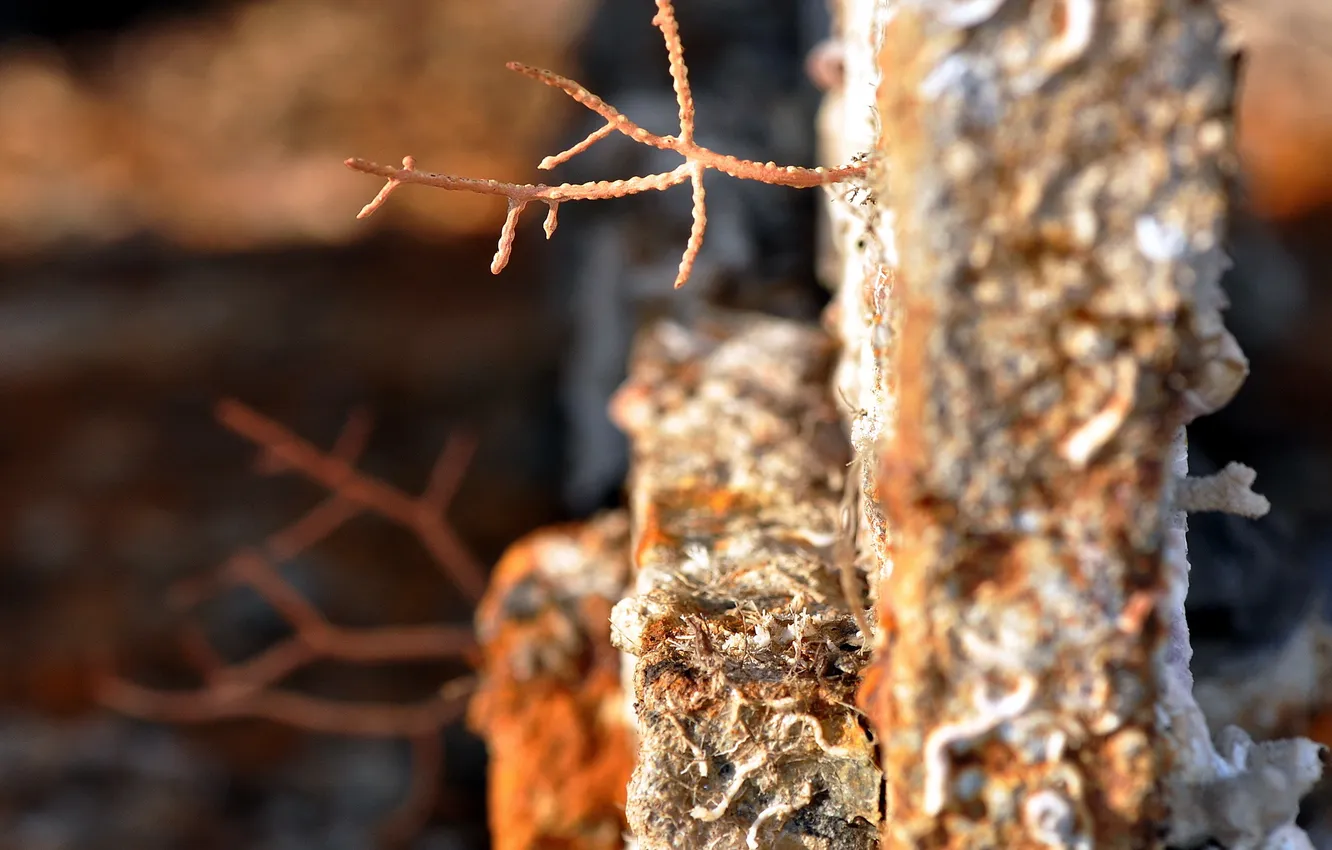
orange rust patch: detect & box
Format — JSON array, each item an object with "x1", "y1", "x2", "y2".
[
  {"x1": 1116, "y1": 591, "x2": 1157, "y2": 636},
  {"x1": 1306, "y1": 710, "x2": 1332, "y2": 751},
  {"x1": 470, "y1": 519, "x2": 634, "y2": 850},
  {"x1": 634, "y1": 501, "x2": 676, "y2": 567}
]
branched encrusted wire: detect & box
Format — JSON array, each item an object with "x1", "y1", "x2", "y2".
[
  {"x1": 346, "y1": 0, "x2": 868, "y2": 288},
  {"x1": 98, "y1": 401, "x2": 485, "y2": 842}
]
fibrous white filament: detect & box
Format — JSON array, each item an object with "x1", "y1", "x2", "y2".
[
  {"x1": 922, "y1": 676, "x2": 1038, "y2": 815},
  {"x1": 689, "y1": 751, "x2": 768, "y2": 821}
]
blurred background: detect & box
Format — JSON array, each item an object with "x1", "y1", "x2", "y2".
[{"x1": 0, "y1": 0, "x2": 1329, "y2": 848}]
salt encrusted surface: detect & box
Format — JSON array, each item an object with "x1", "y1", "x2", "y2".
[
  {"x1": 1163, "y1": 435, "x2": 1325, "y2": 850},
  {"x1": 609, "y1": 313, "x2": 880, "y2": 850},
  {"x1": 854, "y1": 1, "x2": 1325, "y2": 848},
  {"x1": 818, "y1": 0, "x2": 901, "y2": 608}
]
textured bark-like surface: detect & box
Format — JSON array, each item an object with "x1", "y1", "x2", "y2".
[
  {"x1": 469, "y1": 512, "x2": 635, "y2": 850},
  {"x1": 861, "y1": 2, "x2": 1235, "y2": 848},
  {"x1": 609, "y1": 313, "x2": 880, "y2": 850}
]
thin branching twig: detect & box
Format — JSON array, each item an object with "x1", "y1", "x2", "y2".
[
  {"x1": 98, "y1": 401, "x2": 486, "y2": 842},
  {"x1": 346, "y1": 0, "x2": 868, "y2": 288}
]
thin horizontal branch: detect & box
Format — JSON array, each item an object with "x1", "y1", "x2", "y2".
[
  {"x1": 346, "y1": 157, "x2": 693, "y2": 209},
  {"x1": 100, "y1": 676, "x2": 471, "y2": 737},
  {"x1": 196, "y1": 553, "x2": 475, "y2": 700},
  {"x1": 1175, "y1": 462, "x2": 1271, "y2": 518},
  {"x1": 345, "y1": 153, "x2": 862, "y2": 205},
  {"x1": 101, "y1": 400, "x2": 486, "y2": 845},
  {"x1": 105, "y1": 616, "x2": 473, "y2": 716}
]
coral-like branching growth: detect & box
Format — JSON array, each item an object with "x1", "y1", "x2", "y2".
[
  {"x1": 98, "y1": 400, "x2": 486, "y2": 842},
  {"x1": 345, "y1": 0, "x2": 868, "y2": 288}
]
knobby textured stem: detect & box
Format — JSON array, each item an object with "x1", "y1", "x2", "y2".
[{"x1": 345, "y1": 0, "x2": 866, "y2": 288}]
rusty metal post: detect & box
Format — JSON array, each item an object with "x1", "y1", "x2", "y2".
[{"x1": 860, "y1": 2, "x2": 1238, "y2": 846}]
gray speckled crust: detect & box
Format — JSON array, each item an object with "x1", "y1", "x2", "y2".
[{"x1": 611, "y1": 314, "x2": 880, "y2": 850}]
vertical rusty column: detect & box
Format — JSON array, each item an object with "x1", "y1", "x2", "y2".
[{"x1": 860, "y1": 2, "x2": 1234, "y2": 847}]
